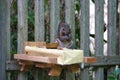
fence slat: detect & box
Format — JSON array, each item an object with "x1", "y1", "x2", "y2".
[
  {"x1": 65, "y1": 0, "x2": 75, "y2": 44},
  {"x1": 107, "y1": 0, "x2": 117, "y2": 78},
  {"x1": 50, "y1": 0, "x2": 60, "y2": 42},
  {"x1": 6, "y1": 0, "x2": 11, "y2": 80},
  {"x1": 0, "y1": 0, "x2": 9, "y2": 80},
  {"x1": 80, "y1": 0, "x2": 90, "y2": 56},
  {"x1": 34, "y1": 0, "x2": 45, "y2": 80},
  {"x1": 80, "y1": 0, "x2": 90, "y2": 80},
  {"x1": 119, "y1": 0, "x2": 120, "y2": 55},
  {"x1": 17, "y1": 0, "x2": 28, "y2": 80},
  {"x1": 65, "y1": 1, "x2": 75, "y2": 80},
  {"x1": 94, "y1": 0, "x2": 104, "y2": 80},
  {"x1": 107, "y1": 0, "x2": 117, "y2": 56},
  {"x1": 35, "y1": 0, "x2": 44, "y2": 41}
]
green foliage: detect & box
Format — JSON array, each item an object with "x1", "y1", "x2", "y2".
[{"x1": 108, "y1": 68, "x2": 120, "y2": 80}]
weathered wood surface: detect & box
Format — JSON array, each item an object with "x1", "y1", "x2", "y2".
[
  {"x1": 65, "y1": 0, "x2": 75, "y2": 44},
  {"x1": 7, "y1": 56, "x2": 120, "y2": 71},
  {"x1": 108, "y1": 0, "x2": 117, "y2": 56},
  {"x1": 35, "y1": 0, "x2": 45, "y2": 41},
  {"x1": 95, "y1": 0, "x2": 104, "y2": 80},
  {"x1": 6, "y1": 60, "x2": 20, "y2": 71},
  {"x1": 6, "y1": 0, "x2": 11, "y2": 80},
  {"x1": 25, "y1": 46, "x2": 62, "y2": 57},
  {"x1": 107, "y1": 0, "x2": 117, "y2": 78},
  {"x1": 80, "y1": 0, "x2": 90, "y2": 80},
  {"x1": 17, "y1": 0, "x2": 28, "y2": 80},
  {"x1": 0, "y1": 0, "x2": 9, "y2": 80},
  {"x1": 85, "y1": 56, "x2": 120, "y2": 67},
  {"x1": 35, "y1": 0, "x2": 45, "y2": 79},
  {"x1": 65, "y1": 1, "x2": 75, "y2": 79},
  {"x1": 50, "y1": 0, "x2": 60, "y2": 42},
  {"x1": 14, "y1": 54, "x2": 57, "y2": 64}
]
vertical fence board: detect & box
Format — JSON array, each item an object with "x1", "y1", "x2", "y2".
[
  {"x1": 107, "y1": 0, "x2": 117, "y2": 79},
  {"x1": 17, "y1": 0, "x2": 28, "y2": 80},
  {"x1": 50, "y1": 0, "x2": 60, "y2": 79},
  {"x1": 80, "y1": 0, "x2": 90, "y2": 80},
  {"x1": 65, "y1": 1, "x2": 75, "y2": 80},
  {"x1": 0, "y1": 0, "x2": 9, "y2": 80},
  {"x1": 80, "y1": 0, "x2": 90, "y2": 56},
  {"x1": 35, "y1": 0, "x2": 44, "y2": 42},
  {"x1": 65, "y1": 0, "x2": 75, "y2": 45},
  {"x1": 50, "y1": 0, "x2": 60, "y2": 43},
  {"x1": 119, "y1": 0, "x2": 120, "y2": 55},
  {"x1": 34, "y1": 0, "x2": 45, "y2": 80},
  {"x1": 107, "y1": 0, "x2": 117, "y2": 56},
  {"x1": 6, "y1": 0, "x2": 11, "y2": 80},
  {"x1": 95, "y1": 0, "x2": 104, "y2": 80}
]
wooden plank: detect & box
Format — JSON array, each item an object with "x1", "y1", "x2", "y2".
[
  {"x1": 107, "y1": 0, "x2": 117, "y2": 78},
  {"x1": 0, "y1": 0, "x2": 9, "y2": 79},
  {"x1": 80, "y1": 0, "x2": 90, "y2": 80},
  {"x1": 84, "y1": 56, "x2": 120, "y2": 67},
  {"x1": 80, "y1": 0, "x2": 90, "y2": 56},
  {"x1": 107, "y1": 0, "x2": 117, "y2": 56},
  {"x1": 6, "y1": 60, "x2": 20, "y2": 71},
  {"x1": 84, "y1": 57, "x2": 96, "y2": 63},
  {"x1": 25, "y1": 46, "x2": 63, "y2": 57},
  {"x1": 50, "y1": 1, "x2": 60, "y2": 79},
  {"x1": 50, "y1": 0, "x2": 60, "y2": 42},
  {"x1": 48, "y1": 65, "x2": 62, "y2": 76},
  {"x1": 17, "y1": 0, "x2": 28, "y2": 54},
  {"x1": 119, "y1": 0, "x2": 120, "y2": 55},
  {"x1": 6, "y1": 0, "x2": 11, "y2": 80},
  {"x1": 7, "y1": 56, "x2": 120, "y2": 70},
  {"x1": 35, "y1": 0, "x2": 45, "y2": 41},
  {"x1": 94, "y1": 0, "x2": 104, "y2": 80},
  {"x1": 24, "y1": 42, "x2": 46, "y2": 47},
  {"x1": 14, "y1": 54, "x2": 57, "y2": 64},
  {"x1": 65, "y1": 0, "x2": 75, "y2": 44},
  {"x1": 17, "y1": 0, "x2": 28, "y2": 80},
  {"x1": 34, "y1": 0, "x2": 46, "y2": 79},
  {"x1": 95, "y1": 0, "x2": 104, "y2": 56}
]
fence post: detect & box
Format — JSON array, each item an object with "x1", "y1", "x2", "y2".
[
  {"x1": 65, "y1": 0, "x2": 75, "y2": 45},
  {"x1": 64, "y1": 0, "x2": 75, "y2": 80},
  {"x1": 35, "y1": 0, "x2": 45, "y2": 42},
  {"x1": 34, "y1": 0, "x2": 45, "y2": 80},
  {"x1": 0, "y1": 0, "x2": 10, "y2": 80},
  {"x1": 50, "y1": 0, "x2": 60, "y2": 43},
  {"x1": 107, "y1": 0, "x2": 117, "y2": 79},
  {"x1": 94, "y1": 0, "x2": 104, "y2": 80},
  {"x1": 6, "y1": 0, "x2": 11, "y2": 80},
  {"x1": 80, "y1": 0, "x2": 90, "y2": 80},
  {"x1": 17, "y1": 0, "x2": 28, "y2": 80},
  {"x1": 119, "y1": 0, "x2": 120, "y2": 55}
]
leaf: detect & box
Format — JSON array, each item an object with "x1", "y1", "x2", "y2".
[{"x1": 108, "y1": 75, "x2": 115, "y2": 80}]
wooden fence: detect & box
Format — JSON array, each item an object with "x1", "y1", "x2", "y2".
[{"x1": 0, "y1": 0, "x2": 120, "y2": 80}]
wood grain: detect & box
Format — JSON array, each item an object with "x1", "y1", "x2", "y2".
[{"x1": 14, "y1": 54, "x2": 57, "y2": 64}]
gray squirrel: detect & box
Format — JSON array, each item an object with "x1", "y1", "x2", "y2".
[{"x1": 55, "y1": 22, "x2": 74, "y2": 49}]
